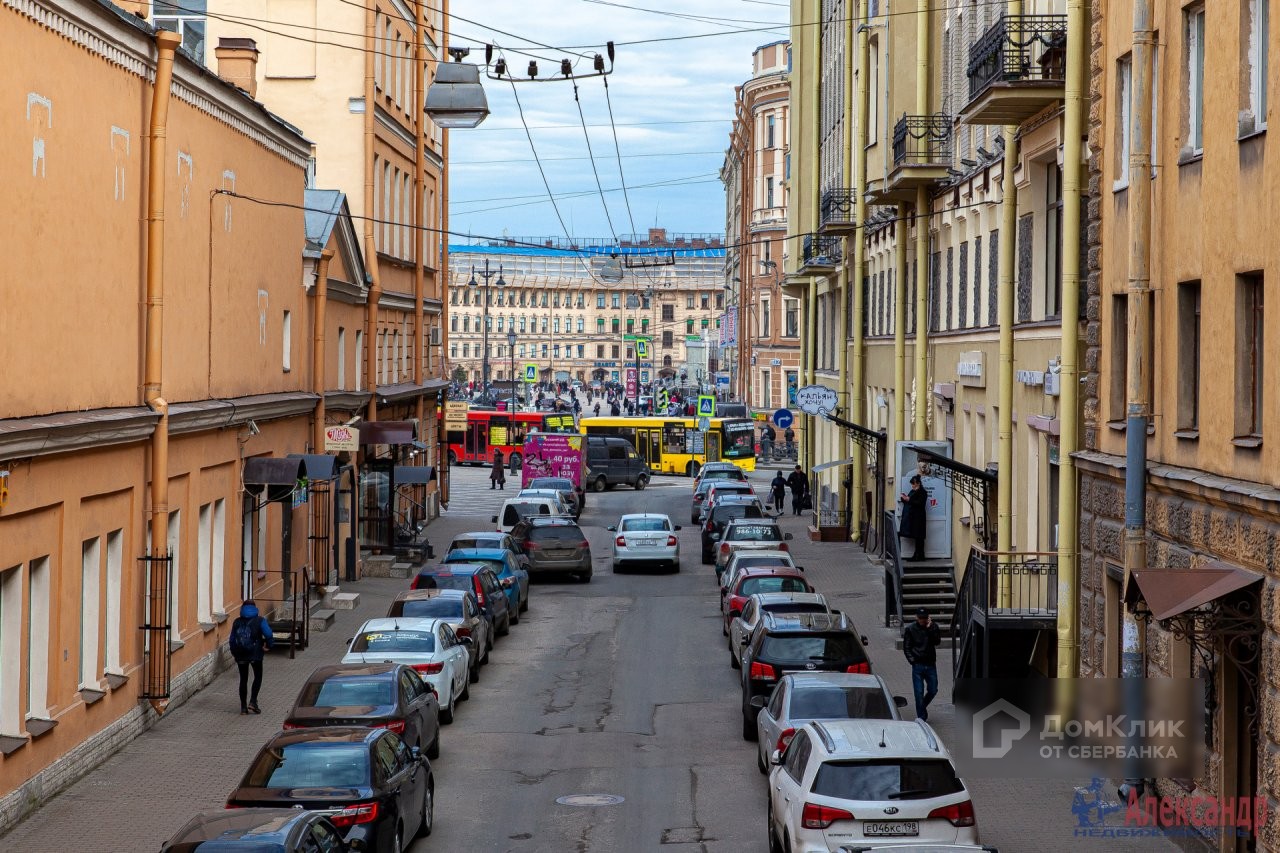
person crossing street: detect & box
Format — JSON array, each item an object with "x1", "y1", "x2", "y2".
[{"x1": 786, "y1": 465, "x2": 809, "y2": 517}]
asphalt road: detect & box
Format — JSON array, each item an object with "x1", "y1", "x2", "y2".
[{"x1": 416, "y1": 470, "x2": 762, "y2": 852}]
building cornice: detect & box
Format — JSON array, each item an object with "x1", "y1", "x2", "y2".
[
  {"x1": 1075, "y1": 450, "x2": 1280, "y2": 514},
  {"x1": 168, "y1": 392, "x2": 320, "y2": 434},
  {"x1": 326, "y1": 390, "x2": 373, "y2": 412},
  {"x1": 0, "y1": 406, "x2": 159, "y2": 460},
  {"x1": 375, "y1": 104, "x2": 417, "y2": 152}
]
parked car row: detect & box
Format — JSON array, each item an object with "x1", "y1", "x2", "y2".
[
  {"x1": 692, "y1": 468, "x2": 987, "y2": 853},
  {"x1": 162, "y1": 526, "x2": 551, "y2": 853}
]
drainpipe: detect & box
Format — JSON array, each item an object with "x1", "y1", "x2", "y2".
[
  {"x1": 806, "y1": 275, "x2": 818, "y2": 475},
  {"x1": 911, "y1": 0, "x2": 931, "y2": 445},
  {"x1": 844, "y1": 0, "x2": 862, "y2": 540},
  {"x1": 1119, "y1": 0, "x2": 1154, "y2": 801},
  {"x1": 439, "y1": 3, "x2": 451, "y2": 509},
  {"x1": 894, "y1": 203, "x2": 907, "y2": 446},
  {"x1": 1055, "y1": 0, "x2": 1087, "y2": 677},
  {"x1": 313, "y1": 248, "x2": 334, "y2": 451},
  {"x1": 363, "y1": 0, "x2": 382, "y2": 422},
  {"x1": 144, "y1": 29, "x2": 181, "y2": 715},
  {"x1": 413, "y1": 0, "x2": 427, "y2": 432}
]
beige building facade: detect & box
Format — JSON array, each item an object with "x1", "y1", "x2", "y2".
[{"x1": 723, "y1": 41, "x2": 803, "y2": 412}]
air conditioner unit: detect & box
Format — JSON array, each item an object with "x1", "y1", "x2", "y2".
[{"x1": 429, "y1": 327, "x2": 442, "y2": 346}]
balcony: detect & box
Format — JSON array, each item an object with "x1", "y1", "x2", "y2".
[
  {"x1": 883, "y1": 114, "x2": 953, "y2": 198},
  {"x1": 818, "y1": 189, "x2": 857, "y2": 234},
  {"x1": 798, "y1": 234, "x2": 842, "y2": 275},
  {"x1": 960, "y1": 14, "x2": 1067, "y2": 126},
  {"x1": 953, "y1": 547, "x2": 1059, "y2": 678}
]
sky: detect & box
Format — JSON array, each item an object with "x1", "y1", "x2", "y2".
[{"x1": 444, "y1": 0, "x2": 790, "y2": 245}]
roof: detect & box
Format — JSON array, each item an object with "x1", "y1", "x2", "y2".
[
  {"x1": 304, "y1": 189, "x2": 346, "y2": 252},
  {"x1": 730, "y1": 550, "x2": 794, "y2": 560},
  {"x1": 619, "y1": 513, "x2": 673, "y2": 520},
  {"x1": 809, "y1": 719, "x2": 945, "y2": 759},
  {"x1": 355, "y1": 616, "x2": 443, "y2": 633},
  {"x1": 782, "y1": 672, "x2": 885, "y2": 690},
  {"x1": 752, "y1": 591, "x2": 826, "y2": 606}
]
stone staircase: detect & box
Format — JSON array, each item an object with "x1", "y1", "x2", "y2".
[{"x1": 896, "y1": 558, "x2": 956, "y2": 638}]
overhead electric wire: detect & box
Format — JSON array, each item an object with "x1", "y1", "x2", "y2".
[
  {"x1": 602, "y1": 77, "x2": 640, "y2": 238},
  {"x1": 452, "y1": 171, "x2": 720, "y2": 207},
  {"x1": 579, "y1": 0, "x2": 787, "y2": 31},
  {"x1": 454, "y1": 177, "x2": 722, "y2": 216},
  {"x1": 451, "y1": 149, "x2": 722, "y2": 165},
  {"x1": 571, "y1": 80, "x2": 620, "y2": 240}
]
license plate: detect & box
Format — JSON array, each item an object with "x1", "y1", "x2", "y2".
[{"x1": 863, "y1": 821, "x2": 919, "y2": 837}]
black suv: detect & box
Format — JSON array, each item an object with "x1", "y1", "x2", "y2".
[
  {"x1": 739, "y1": 612, "x2": 871, "y2": 741},
  {"x1": 701, "y1": 502, "x2": 765, "y2": 564}
]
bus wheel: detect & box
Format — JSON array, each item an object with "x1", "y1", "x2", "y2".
[
  {"x1": 687, "y1": 461, "x2": 700, "y2": 478},
  {"x1": 508, "y1": 453, "x2": 522, "y2": 472},
  {"x1": 447, "y1": 450, "x2": 458, "y2": 466},
  {"x1": 593, "y1": 475, "x2": 608, "y2": 493}
]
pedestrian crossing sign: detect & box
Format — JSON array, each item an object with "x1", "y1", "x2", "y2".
[
  {"x1": 635, "y1": 339, "x2": 649, "y2": 359},
  {"x1": 697, "y1": 395, "x2": 716, "y2": 417},
  {"x1": 523, "y1": 363, "x2": 538, "y2": 383}
]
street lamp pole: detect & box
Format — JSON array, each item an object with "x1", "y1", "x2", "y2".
[
  {"x1": 507, "y1": 331, "x2": 517, "y2": 409},
  {"x1": 469, "y1": 260, "x2": 504, "y2": 390}
]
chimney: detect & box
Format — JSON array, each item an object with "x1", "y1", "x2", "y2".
[
  {"x1": 215, "y1": 37, "x2": 260, "y2": 99},
  {"x1": 648, "y1": 227, "x2": 666, "y2": 245}
]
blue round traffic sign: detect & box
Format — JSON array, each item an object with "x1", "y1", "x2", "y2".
[{"x1": 773, "y1": 408, "x2": 794, "y2": 429}]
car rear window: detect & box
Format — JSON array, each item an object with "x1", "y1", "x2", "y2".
[
  {"x1": 736, "y1": 557, "x2": 793, "y2": 570},
  {"x1": 350, "y1": 630, "x2": 435, "y2": 653},
  {"x1": 531, "y1": 478, "x2": 574, "y2": 491},
  {"x1": 301, "y1": 677, "x2": 394, "y2": 708},
  {"x1": 245, "y1": 742, "x2": 370, "y2": 789},
  {"x1": 395, "y1": 598, "x2": 464, "y2": 619},
  {"x1": 450, "y1": 536, "x2": 499, "y2": 550},
  {"x1": 714, "y1": 505, "x2": 763, "y2": 523},
  {"x1": 415, "y1": 574, "x2": 473, "y2": 593},
  {"x1": 704, "y1": 469, "x2": 745, "y2": 481},
  {"x1": 727, "y1": 524, "x2": 782, "y2": 541},
  {"x1": 528, "y1": 524, "x2": 584, "y2": 542},
  {"x1": 810, "y1": 759, "x2": 965, "y2": 800},
  {"x1": 739, "y1": 576, "x2": 810, "y2": 596},
  {"x1": 788, "y1": 686, "x2": 894, "y2": 720},
  {"x1": 621, "y1": 518, "x2": 670, "y2": 532},
  {"x1": 760, "y1": 634, "x2": 860, "y2": 663},
  {"x1": 503, "y1": 503, "x2": 550, "y2": 525}
]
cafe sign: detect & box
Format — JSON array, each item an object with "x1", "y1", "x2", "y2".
[
  {"x1": 323, "y1": 425, "x2": 359, "y2": 452},
  {"x1": 444, "y1": 401, "x2": 469, "y2": 432}
]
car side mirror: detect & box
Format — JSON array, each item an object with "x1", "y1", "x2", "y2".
[
  {"x1": 770, "y1": 749, "x2": 783, "y2": 766},
  {"x1": 861, "y1": 635, "x2": 870, "y2": 645},
  {"x1": 749, "y1": 695, "x2": 767, "y2": 711},
  {"x1": 894, "y1": 695, "x2": 909, "y2": 708},
  {"x1": 783, "y1": 532, "x2": 794, "y2": 541},
  {"x1": 607, "y1": 526, "x2": 616, "y2": 532}
]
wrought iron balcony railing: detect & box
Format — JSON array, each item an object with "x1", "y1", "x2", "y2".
[
  {"x1": 819, "y1": 189, "x2": 856, "y2": 230},
  {"x1": 966, "y1": 14, "x2": 1068, "y2": 102},
  {"x1": 892, "y1": 114, "x2": 954, "y2": 168},
  {"x1": 802, "y1": 234, "x2": 842, "y2": 268}
]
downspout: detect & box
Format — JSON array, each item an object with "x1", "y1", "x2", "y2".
[
  {"x1": 438, "y1": 0, "x2": 451, "y2": 509},
  {"x1": 807, "y1": 0, "x2": 822, "y2": 478},
  {"x1": 144, "y1": 29, "x2": 182, "y2": 715},
  {"x1": 1055, "y1": 0, "x2": 1087, "y2": 677},
  {"x1": 912, "y1": 0, "x2": 931, "y2": 443},
  {"x1": 413, "y1": 0, "x2": 427, "y2": 431},
  {"x1": 995, "y1": 0, "x2": 1022, "y2": 557},
  {"x1": 1119, "y1": 0, "x2": 1154, "y2": 799},
  {"x1": 364, "y1": 0, "x2": 382, "y2": 422},
  {"x1": 313, "y1": 248, "x2": 334, "y2": 451},
  {"x1": 842, "y1": 0, "x2": 860, "y2": 540},
  {"x1": 893, "y1": 203, "x2": 908, "y2": 445},
  {"x1": 806, "y1": 275, "x2": 818, "y2": 476}
]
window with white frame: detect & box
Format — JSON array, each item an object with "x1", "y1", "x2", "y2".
[
  {"x1": 1185, "y1": 5, "x2": 1205, "y2": 154},
  {"x1": 355, "y1": 330, "x2": 364, "y2": 390},
  {"x1": 337, "y1": 327, "x2": 347, "y2": 389},
  {"x1": 27, "y1": 556, "x2": 50, "y2": 719},
  {"x1": 198, "y1": 504, "x2": 213, "y2": 625},
  {"x1": 0, "y1": 565, "x2": 21, "y2": 735},
  {"x1": 153, "y1": 0, "x2": 207, "y2": 64},
  {"x1": 167, "y1": 511, "x2": 182, "y2": 641},
  {"x1": 104, "y1": 529, "x2": 123, "y2": 675},
  {"x1": 1115, "y1": 54, "x2": 1132, "y2": 186},
  {"x1": 282, "y1": 310, "x2": 292, "y2": 372},
  {"x1": 1247, "y1": 0, "x2": 1270, "y2": 133},
  {"x1": 211, "y1": 500, "x2": 226, "y2": 619}
]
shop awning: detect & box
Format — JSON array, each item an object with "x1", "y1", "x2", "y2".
[
  {"x1": 1125, "y1": 564, "x2": 1263, "y2": 621},
  {"x1": 394, "y1": 465, "x2": 436, "y2": 485},
  {"x1": 243, "y1": 456, "x2": 306, "y2": 501},
  {"x1": 358, "y1": 421, "x2": 416, "y2": 445},
  {"x1": 287, "y1": 453, "x2": 339, "y2": 481}
]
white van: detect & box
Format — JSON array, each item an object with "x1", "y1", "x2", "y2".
[{"x1": 491, "y1": 496, "x2": 563, "y2": 533}]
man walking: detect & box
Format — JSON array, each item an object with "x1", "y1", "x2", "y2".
[
  {"x1": 769, "y1": 471, "x2": 788, "y2": 514},
  {"x1": 490, "y1": 449, "x2": 506, "y2": 489},
  {"x1": 229, "y1": 600, "x2": 273, "y2": 714},
  {"x1": 902, "y1": 607, "x2": 941, "y2": 721},
  {"x1": 786, "y1": 465, "x2": 808, "y2": 517}
]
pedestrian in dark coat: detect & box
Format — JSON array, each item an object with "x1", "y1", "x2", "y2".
[
  {"x1": 786, "y1": 465, "x2": 808, "y2": 516},
  {"x1": 490, "y1": 450, "x2": 506, "y2": 489},
  {"x1": 770, "y1": 472, "x2": 788, "y2": 514},
  {"x1": 902, "y1": 607, "x2": 942, "y2": 720},
  {"x1": 229, "y1": 600, "x2": 273, "y2": 714},
  {"x1": 899, "y1": 474, "x2": 928, "y2": 560}
]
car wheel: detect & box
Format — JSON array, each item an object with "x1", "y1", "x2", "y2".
[
  {"x1": 520, "y1": 594, "x2": 529, "y2": 613},
  {"x1": 612, "y1": 561, "x2": 624, "y2": 574},
  {"x1": 722, "y1": 615, "x2": 731, "y2": 637},
  {"x1": 440, "y1": 688, "x2": 456, "y2": 725},
  {"x1": 509, "y1": 453, "x2": 523, "y2": 472},
  {"x1": 470, "y1": 660, "x2": 480, "y2": 683},
  {"x1": 687, "y1": 461, "x2": 700, "y2": 478},
  {"x1": 730, "y1": 646, "x2": 741, "y2": 670},
  {"x1": 416, "y1": 782, "x2": 434, "y2": 838},
  {"x1": 580, "y1": 571, "x2": 592, "y2": 583},
  {"x1": 447, "y1": 449, "x2": 458, "y2": 466},
  {"x1": 460, "y1": 672, "x2": 470, "y2": 701},
  {"x1": 767, "y1": 800, "x2": 781, "y2": 853},
  {"x1": 700, "y1": 551, "x2": 712, "y2": 565},
  {"x1": 593, "y1": 475, "x2": 608, "y2": 493},
  {"x1": 482, "y1": 636, "x2": 492, "y2": 663},
  {"x1": 510, "y1": 606, "x2": 520, "y2": 626},
  {"x1": 635, "y1": 475, "x2": 648, "y2": 490},
  {"x1": 742, "y1": 710, "x2": 757, "y2": 741},
  {"x1": 498, "y1": 613, "x2": 511, "y2": 637},
  {"x1": 671, "y1": 559, "x2": 680, "y2": 574}
]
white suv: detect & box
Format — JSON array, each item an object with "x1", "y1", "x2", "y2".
[{"x1": 766, "y1": 719, "x2": 979, "y2": 852}]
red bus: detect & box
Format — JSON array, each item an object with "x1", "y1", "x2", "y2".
[{"x1": 446, "y1": 410, "x2": 577, "y2": 470}]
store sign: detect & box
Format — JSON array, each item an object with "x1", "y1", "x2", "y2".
[
  {"x1": 323, "y1": 425, "x2": 359, "y2": 452},
  {"x1": 956, "y1": 351, "x2": 985, "y2": 388},
  {"x1": 444, "y1": 401, "x2": 469, "y2": 432},
  {"x1": 795, "y1": 384, "x2": 838, "y2": 416}
]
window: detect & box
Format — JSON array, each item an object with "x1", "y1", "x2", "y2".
[
  {"x1": 553, "y1": 345, "x2": 561, "y2": 358},
  {"x1": 641, "y1": 318, "x2": 649, "y2": 331},
  {"x1": 762, "y1": 298, "x2": 771, "y2": 337},
  {"x1": 153, "y1": 0, "x2": 207, "y2": 63},
  {"x1": 520, "y1": 290, "x2": 527, "y2": 307},
  {"x1": 450, "y1": 343, "x2": 457, "y2": 359},
  {"x1": 716, "y1": 292, "x2": 725, "y2": 309},
  {"x1": 577, "y1": 345, "x2": 585, "y2": 358},
  {"x1": 282, "y1": 310, "x2": 292, "y2": 372},
  {"x1": 663, "y1": 330, "x2": 674, "y2": 348},
  {"x1": 337, "y1": 327, "x2": 347, "y2": 388},
  {"x1": 626, "y1": 318, "x2": 634, "y2": 333},
  {"x1": 766, "y1": 176, "x2": 775, "y2": 208},
  {"x1": 577, "y1": 318, "x2": 584, "y2": 333},
  {"x1": 541, "y1": 317, "x2": 548, "y2": 333},
  {"x1": 596, "y1": 344, "x2": 605, "y2": 357},
  {"x1": 104, "y1": 529, "x2": 123, "y2": 675},
  {"x1": 597, "y1": 293, "x2": 606, "y2": 308},
  {"x1": 80, "y1": 538, "x2": 101, "y2": 689},
  {"x1": 784, "y1": 299, "x2": 799, "y2": 337},
  {"x1": 0, "y1": 566, "x2": 21, "y2": 735},
  {"x1": 612, "y1": 293, "x2": 621, "y2": 309},
  {"x1": 1115, "y1": 54, "x2": 1132, "y2": 185},
  {"x1": 355, "y1": 330, "x2": 364, "y2": 390},
  {"x1": 767, "y1": 114, "x2": 776, "y2": 148},
  {"x1": 463, "y1": 316, "x2": 470, "y2": 333},
  {"x1": 625, "y1": 346, "x2": 634, "y2": 359},
  {"x1": 1247, "y1": 0, "x2": 1271, "y2": 133},
  {"x1": 611, "y1": 318, "x2": 620, "y2": 333},
  {"x1": 687, "y1": 319, "x2": 695, "y2": 334},
  {"x1": 611, "y1": 345, "x2": 620, "y2": 358},
  {"x1": 1176, "y1": 281, "x2": 1202, "y2": 432},
  {"x1": 520, "y1": 316, "x2": 527, "y2": 333},
  {"x1": 553, "y1": 317, "x2": 561, "y2": 334},
  {"x1": 1044, "y1": 163, "x2": 1063, "y2": 317},
  {"x1": 27, "y1": 555, "x2": 50, "y2": 720},
  {"x1": 687, "y1": 295, "x2": 695, "y2": 309},
  {"x1": 463, "y1": 342, "x2": 470, "y2": 358},
  {"x1": 1185, "y1": 6, "x2": 1205, "y2": 154},
  {"x1": 1236, "y1": 273, "x2": 1265, "y2": 438},
  {"x1": 167, "y1": 510, "x2": 181, "y2": 641},
  {"x1": 662, "y1": 304, "x2": 675, "y2": 321},
  {"x1": 541, "y1": 343, "x2": 548, "y2": 358},
  {"x1": 1109, "y1": 295, "x2": 1128, "y2": 422},
  {"x1": 553, "y1": 292, "x2": 561, "y2": 308},
  {"x1": 701, "y1": 294, "x2": 711, "y2": 310}
]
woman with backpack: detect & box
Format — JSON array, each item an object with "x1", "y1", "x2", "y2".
[{"x1": 229, "y1": 600, "x2": 273, "y2": 714}]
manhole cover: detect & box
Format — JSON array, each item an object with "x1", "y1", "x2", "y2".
[{"x1": 555, "y1": 794, "x2": 625, "y2": 807}]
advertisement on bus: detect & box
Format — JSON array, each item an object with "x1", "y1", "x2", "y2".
[{"x1": 521, "y1": 432, "x2": 587, "y2": 490}]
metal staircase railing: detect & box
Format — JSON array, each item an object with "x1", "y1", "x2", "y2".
[{"x1": 951, "y1": 548, "x2": 981, "y2": 678}]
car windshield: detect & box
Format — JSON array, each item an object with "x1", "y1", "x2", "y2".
[
  {"x1": 739, "y1": 576, "x2": 809, "y2": 596},
  {"x1": 415, "y1": 574, "x2": 473, "y2": 593},
  {"x1": 810, "y1": 759, "x2": 965, "y2": 801},
  {"x1": 349, "y1": 630, "x2": 435, "y2": 653},
  {"x1": 788, "y1": 686, "x2": 894, "y2": 720},
  {"x1": 703, "y1": 469, "x2": 744, "y2": 481},
  {"x1": 760, "y1": 634, "x2": 858, "y2": 663},
  {"x1": 621, "y1": 518, "x2": 670, "y2": 532},
  {"x1": 397, "y1": 598, "x2": 464, "y2": 619},
  {"x1": 528, "y1": 524, "x2": 583, "y2": 542},
  {"x1": 244, "y1": 742, "x2": 370, "y2": 789},
  {"x1": 300, "y1": 676, "x2": 395, "y2": 707},
  {"x1": 450, "y1": 535, "x2": 499, "y2": 550},
  {"x1": 727, "y1": 524, "x2": 782, "y2": 541}
]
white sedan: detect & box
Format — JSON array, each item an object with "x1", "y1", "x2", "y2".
[
  {"x1": 609, "y1": 513, "x2": 681, "y2": 573},
  {"x1": 342, "y1": 616, "x2": 471, "y2": 724}
]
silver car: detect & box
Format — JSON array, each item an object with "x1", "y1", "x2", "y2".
[
  {"x1": 728, "y1": 591, "x2": 831, "y2": 669},
  {"x1": 698, "y1": 482, "x2": 756, "y2": 523},
  {"x1": 609, "y1": 513, "x2": 681, "y2": 573},
  {"x1": 751, "y1": 672, "x2": 907, "y2": 773}
]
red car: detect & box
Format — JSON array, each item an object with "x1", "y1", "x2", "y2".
[{"x1": 720, "y1": 566, "x2": 813, "y2": 635}]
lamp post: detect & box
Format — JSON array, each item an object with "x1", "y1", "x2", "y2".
[
  {"x1": 468, "y1": 260, "x2": 504, "y2": 390},
  {"x1": 507, "y1": 330, "x2": 517, "y2": 410}
]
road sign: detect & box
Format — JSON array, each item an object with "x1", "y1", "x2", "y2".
[
  {"x1": 635, "y1": 339, "x2": 649, "y2": 359},
  {"x1": 716, "y1": 375, "x2": 729, "y2": 387},
  {"x1": 444, "y1": 401, "x2": 469, "y2": 432},
  {"x1": 795, "y1": 384, "x2": 838, "y2": 416},
  {"x1": 697, "y1": 417, "x2": 710, "y2": 431},
  {"x1": 697, "y1": 395, "x2": 716, "y2": 417},
  {"x1": 773, "y1": 408, "x2": 794, "y2": 429},
  {"x1": 523, "y1": 363, "x2": 538, "y2": 383}
]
